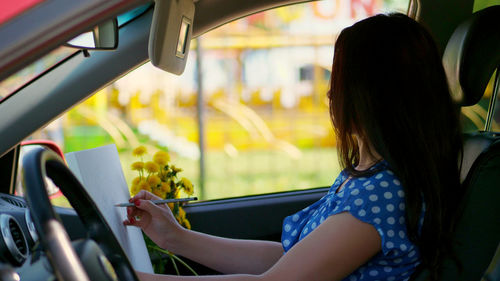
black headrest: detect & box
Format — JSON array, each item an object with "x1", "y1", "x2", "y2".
[{"x1": 442, "y1": 5, "x2": 500, "y2": 106}]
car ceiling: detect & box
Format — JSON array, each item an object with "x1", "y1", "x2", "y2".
[{"x1": 0, "y1": 0, "x2": 476, "y2": 157}]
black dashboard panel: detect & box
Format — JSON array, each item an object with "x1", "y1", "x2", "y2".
[
  {"x1": 0, "y1": 193, "x2": 86, "y2": 272},
  {"x1": 0, "y1": 145, "x2": 19, "y2": 194}
]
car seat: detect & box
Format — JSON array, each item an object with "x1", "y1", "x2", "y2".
[{"x1": 413, "y1": 5, "x2": 500, "y2": 281}]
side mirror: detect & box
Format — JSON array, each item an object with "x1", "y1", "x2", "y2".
[{"x1": 66, "y1": 18, "x2": 119, "y2": 50}]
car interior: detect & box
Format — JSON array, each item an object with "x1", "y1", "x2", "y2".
[
  {"x1": 418, "y1": 5, "x2": 500, "y2": 281},
  {"x1": 0, "y1": 0, "x2": 498, "y2": 280}
]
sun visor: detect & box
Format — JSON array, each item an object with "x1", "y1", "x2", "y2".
[{"x1": 148, "y1": 0, "x2": 195, "y2": 75}]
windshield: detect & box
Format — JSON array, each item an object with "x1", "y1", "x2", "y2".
[{"x1": 0, "y1": 47, "x2": 76, "y2": 101}]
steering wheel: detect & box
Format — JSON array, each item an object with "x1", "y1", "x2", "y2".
[{"x1": 22, "y1": 147, "x2": 139, "y2": 281}]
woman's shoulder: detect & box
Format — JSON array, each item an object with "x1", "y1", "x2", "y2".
[
  {"x1": 337, "y1": 164, "x2": 414, "y2": 256},
  {"x1": 350, "y1": 163, "x2": 404, "y2": 198}
]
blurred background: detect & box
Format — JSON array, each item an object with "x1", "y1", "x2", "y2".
[{"x1": 15, "y1": 0, "x2": 498, "y2": 201}]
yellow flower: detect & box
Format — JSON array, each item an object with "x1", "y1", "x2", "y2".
[
  {"x1": 182, "y1": 218, "x2": 191, "y2": 229},
  {"x1": 130, "y1": 145, "x2": 194, "y2": 231},
  {"x1": 132, "y1": 176, "x2": 141, "y2": 185},
  {"x1": 132, "y1": 146, "x2": 147, "y2": 157},
  {"x1": 180, "y1": 177, "x2": 194, "y2": 195},
  {"x1": 131, "y1": 184, "x2": 140, "y2": 196},
  {"x1": 171, "y1": 165, "x2": 183, "y2": 173},
  {"x1": 131, "y1": 161, "x2": 144, "y2": 171},
  {"x1": 178, "y1": 207, "x2": 186, "y2": 219},
  {"x1": 153, "y1": 151, "x2": 170, "y2": 166},
  {"x1": 160, "y1": 182, "x2": 171, "y2": 193},
  {"x1": 153, "y1": 189, "x2": 166, "y2": 198},
  {"x1": 144, "y1": 161, "x2": 159, "y2": 173},
  {"x1": 139, "y1": 181, "x2": 151, "y2": 192},
  {"x1": 170, "y1": 180, "x2": 177, "y2": 193},
  {"x1": 147, "y1": 175, "x2": 161, "y2": 187}
]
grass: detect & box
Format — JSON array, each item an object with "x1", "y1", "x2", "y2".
[
  {"x1": 62, "y1": 125, "x2": 341, "y2": 202},
  {"x1": 121, "y1": 147, "x2": 341, "y2": 200}
]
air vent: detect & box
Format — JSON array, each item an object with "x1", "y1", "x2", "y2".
[
  {"x1": 0, "y1": 214, "x2": 28, "y2": 266},
  {"x1": 1, "y1": 197, "x2": 27, "y2": 208},
  {"x1": 24, "y1": 209, "x2": 38, "y2": 243},
  {"x1": 9, "y1": 219, "x2": 27, "y2": 256}
]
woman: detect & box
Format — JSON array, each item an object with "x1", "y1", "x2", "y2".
[{"x1": 125, "y1": 13, "x2": 464, "y2": 281}]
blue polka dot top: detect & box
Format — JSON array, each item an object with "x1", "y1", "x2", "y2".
[{"x1": 281, "y1": 161, "x2": 421, "y2": 281}]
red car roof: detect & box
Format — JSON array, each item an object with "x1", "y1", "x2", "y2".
[{"x1": 0, "y1": 0, "x2": 45, "y2": 26}]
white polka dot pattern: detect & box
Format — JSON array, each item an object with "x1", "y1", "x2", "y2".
[{"x1": 280, "y1": 161, "x2": 421, "y2": 281}]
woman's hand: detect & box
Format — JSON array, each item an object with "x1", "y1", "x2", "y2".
[{"x1": 123, "y1": 190, "x2": 184, "y2": 249}]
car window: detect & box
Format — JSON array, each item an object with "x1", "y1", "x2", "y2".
[
  {"x1": 26, "y1": 0, "x2": 410, "y2": 202},
  {"x1": 461, "y1": 72, "x2": 499, "y2": 132},
  {"x1": 473, "y1": 0, "x2": 499, "y2": 12},
  {"x1": 0, "y1": 47, "x2": 75, "y2": 102},
  {"x1": 15, "y1": 144, "x2": 72, "y2": 208},
  {"x1": 490, "y1": 79, "x2": 500, "y2": 130},
  {"x1": 465, "y1": 0, "x2": 499, "y2": 132},
  {"x1": 117, "y1": 3, "x2": 152, "y2": 26}
]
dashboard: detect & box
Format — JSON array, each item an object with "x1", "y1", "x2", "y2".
[
  {"x1": 0, "y1": 194, "x2": 35, "y2": 266},
  {"x1": 0, "y1": 142, "x2": 134, "y2": 280},
  {"x1": 0, "y1": 192, "x2": 86, "y2": 280}
]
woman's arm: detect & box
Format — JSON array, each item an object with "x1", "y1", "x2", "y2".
[
  {"x1": 134, "y1": 212, "x2": 381, "y2": 281},
  {"x1": 167, "y1": 228, "x2": 284, "y2": 274},
  {"x1": 261, "y1": 212, "x2": 381, "y2": 280},
  {"x1": 125, "y1": 192, "x2": 283, "y2": 274}
]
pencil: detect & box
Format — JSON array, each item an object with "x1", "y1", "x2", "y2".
[{"x1": 115, "y1": 197, "x2": 198, "y2": 207}]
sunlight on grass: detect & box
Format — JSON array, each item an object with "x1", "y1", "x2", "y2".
[{"x1": 121, "y1": 147, "x2": 340, "y2": 200}]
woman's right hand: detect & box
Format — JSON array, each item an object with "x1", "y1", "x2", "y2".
[{"x1": 123, "y1": 190, "x2": 184, "y2": 250}]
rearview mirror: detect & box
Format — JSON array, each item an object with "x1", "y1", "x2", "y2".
[{"x1": 66, "y1": 18, "x2": 118, "y2": 50}]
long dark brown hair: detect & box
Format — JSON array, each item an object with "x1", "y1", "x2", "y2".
[{"x1": 329, "y1": 13, "x2": 464, "y2": 280}]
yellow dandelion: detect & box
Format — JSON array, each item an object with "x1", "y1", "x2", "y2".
[
  {"x1": 139, "y1": 181, "x2": 151, "y2": 192},
  {"x1": 171, "y1": 165, "x2": 182, "y2": 173},
  {"x1": 132, "y1": 146, "x2": 147, "y2": 157},
  {"x1": 160, "y1": 182, "x2": 171, "y2": 193},
  {"x1": 147, "y1": 175, "x2": 161, "y2": 187},
  {"x1": 132, "y1": 176, "x2": 141, "y2": 185},
  {"x1": 130, "y1": 184, "x2": 140, "y2": 196},
  {"x1": 180, "y1": 177, "x2": 194, "y2": 195},
  {"x1": 153, "y1": 189, "x2": 166, "y2": 198},
  {"x1": 182, "y1": 218, "x2": 191, "y2": 229},
  {"x1": 144, "y1": 161, "x2": 159, "y2": 173},
  {"x1": 170, "y1": 165, "x2": 183, "y2": 176},
  {"x1": 178, "y1": 207, "x2": 186, "y2": 219},
  {"x1": 170, "y1": 180, "x2": 177, "y2": 193},
  {"x1": 153, "y1": 151, "x2": 170, "y2": 166},
  {"x1": 131, "y1": 161, "x2": 144, "y2": 171},
  {"x1": 167, "y1": 202, "x2": 174, "y2": 210}
]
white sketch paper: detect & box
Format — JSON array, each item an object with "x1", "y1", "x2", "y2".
[{"x1": 65, "y1": 144, "x2": 153, "y2": 273}]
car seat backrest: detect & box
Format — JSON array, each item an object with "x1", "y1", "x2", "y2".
[
  {"x1": 460, "y1": 132, "x2": 498, "y2": 183},
  {"x1": 442, "y1": 5, "x2": 500, "y2": 107},
  {"x1": 442, "y1": 134, "x2": 500, "y2": 280},
  {"x1": 414, "y1": 5, "x2": 500, "y2": 281}
]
